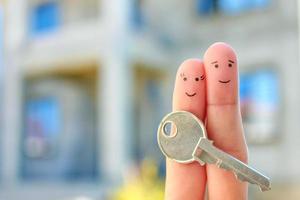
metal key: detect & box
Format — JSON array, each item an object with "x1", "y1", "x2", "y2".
[{"x1": 157, "y1": 111, "x2": 271, "y2": 191}]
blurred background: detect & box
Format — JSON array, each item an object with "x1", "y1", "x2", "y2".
[{"x1": 0, "y1": 0, "x2": 299, "y2": 199}]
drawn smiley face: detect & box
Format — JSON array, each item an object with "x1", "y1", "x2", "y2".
[
  {"x1": 210, "y1": 59, "x2": 235, "y2": 84},
  {"x1": 203, "y1": 42, "x2": 238, "y2": 105},
  {"x1": 180, "y1": 73, "x2": 205, "y2": 97},
  {"x1": 173, "y1": 59, "x2": 206, "y2": 119}
]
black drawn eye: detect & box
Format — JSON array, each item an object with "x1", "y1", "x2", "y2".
[
  {"x1": 215, "y1": 64, "x2": 218, "y2": 68},
  {"x1": 228, "y1": 63, "x2": 232, "y2": 67},
  {"x1": 183, "y1": 77, "x2": 187, "y2": 81},
  {"x1": 195, "y1": 77, "x2": 199, "y2": 81}
]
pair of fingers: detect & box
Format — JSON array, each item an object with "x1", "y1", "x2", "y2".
[{"x1": 165, "y1": 43, "x2": 248, "y2": 200}]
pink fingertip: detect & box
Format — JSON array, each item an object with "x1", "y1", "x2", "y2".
[
  {"x1": 203, "y1": 42, "x2": 239, "y2": 105},
  {"x1": 173, "y1": 59, "x2": 206, "y2": 120}
]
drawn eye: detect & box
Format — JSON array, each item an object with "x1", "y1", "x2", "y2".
[
  {"x1": 183, "y1": 77, "x2": 187, "y2": 81},
  {"x1": 228, "y1": 63, "x2": 232, "y2": 67},
  {"x1": 214, "y1": 64, "x2": 218, "y2": 68},
  {"x1": 195, "y1": 77, "x2": 199, "y2": 81}
]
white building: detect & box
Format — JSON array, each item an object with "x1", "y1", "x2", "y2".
[{"x1": 1, "y1": 0, "x2": 300, "y2": 199}]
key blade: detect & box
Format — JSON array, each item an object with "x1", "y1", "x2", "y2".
[
  {"x1": 193, "y1": 146, "x2": 231, "y2": 171},
  {"x1": 234, "y1": 172, "x2": 271, "y2": 191},
  {"x1": 195, "y1": 137, "x2": 271, "y2": 191},
  {"x1": 193, "y1": 148, "x2": 214, "y2": 166}
]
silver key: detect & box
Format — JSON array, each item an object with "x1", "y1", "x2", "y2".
[{"x1": 157, "y1": 111, "x2": 271, "y2": 191}]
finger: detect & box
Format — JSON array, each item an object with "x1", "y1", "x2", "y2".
[
  {"x1": 203, "y1": 42, "x2": 248, "y2": 200},
  {"x1": 165, "y1": 59, "x2": 207, "y2": 200}
]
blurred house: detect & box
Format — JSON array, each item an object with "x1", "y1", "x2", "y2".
[{"x1": 1, "y1": 0, "x2": 300, "y2": 199}]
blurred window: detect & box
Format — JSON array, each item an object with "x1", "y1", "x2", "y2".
[
  {"x1": 21, "y1": 78, "x2": 98, "y2": 181},
  {"x1": 30, "y1": 1, "x2": 61, "y2": 34},
  {"x1": 196, "y1": 0, "x2": 217, "y2": 15},
  {"x1": 133, "y1": 68, "x2": 167, "y2": 176},
  {"x1": 240, "y1": 69, "x2": 280, "y2": 144},
  {"x1": 132, "y1": 0, "x2": 145, "y2": 29},
  {"x1": 196, "y1": 0, "x2": 270, "y2": 15},
  {"x1": 61, "y1": 0, "x2": 98, "y2": 25},
  {"x1": 219, "y1": 0, "x2": 270, "y2": 14},
  {"x1": 29, "y1": 0, "x2": 98, "y2": 35}
]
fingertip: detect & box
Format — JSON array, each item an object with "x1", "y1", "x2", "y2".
[
  {"x1": 173, "y1": 58, "x2": 206, "y2": 120},
  {"x1": 203, "y1": 42, "x2": 239, "y2": 105},
  {"x1": 204, "y1": 42, "x2": 237, "y2": 60},
  {"x1": 176, "y1": 59, "x2": 205, "y2": 78}
]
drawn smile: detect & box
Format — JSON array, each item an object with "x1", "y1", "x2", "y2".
[
  {"x1": 218, "y1": 80, "x2": 231, "y2": 84},
  {"x1": 185, "y1": 92, "x2": 196, "y2": 97}
]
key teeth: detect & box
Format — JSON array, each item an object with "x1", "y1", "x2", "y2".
[
  {"x1": 196, "y1": 157, "x2": 205, "y2": 166},
  {"x1": 236, "y1": 173, "x2": 250, "y2": 183},
  {"x1": 234, "y1": 172, "x2": 256, "y2": 184},
  {"x1": 199, "y1": 160, "x2": 205, "y2": 166},
  {"x1": 234, "y1": 172, "x2": 244, "y2": 182},
  {"x1": 217, "y1": 162, "x2": 231, "y2": 171},
  {"x1": 216, "y1": 159, "x2": 222, "y2": 168},
  {"x1": 208, "y1": 139, "x2": 213, "y2": 144},
  {"x1": 201, "y1": 138, "x2": 213, "y2": 145},
  {"x1": 233, "y1": 171, "x2": 238, "y2": 179},
  {"x1": 234, "y1": 172, "x2": 271, "y2": 192},
  {"x1": 193, "y1": 148, "x2": 206, "y2": 166},
  {"x1": 260, "y1": 184, "x2": 271, "y2": 192},
  {"x1": 260, "y1": 180, "x2": 271, "y2": 192}
]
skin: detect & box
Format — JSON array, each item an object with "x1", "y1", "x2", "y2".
[
  {"x1": 166, "y1": 43, "x2": 248, "y2": 200},
  {"x1": 204, "y1": 42, "x2": 248, "y2": 200},
  {"x1": 165, "y1": 59, "x2": 207, "y2": 200}
]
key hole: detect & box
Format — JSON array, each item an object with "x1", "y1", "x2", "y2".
[{"x1": 163, "y1": 121, "x2": 177, "y2": 138}]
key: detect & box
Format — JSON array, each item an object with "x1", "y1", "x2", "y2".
[
  {"x1": 157, "y1": 111, "x2": 271, "y2": 191},
  {"x1": 193, "y1": 138, "x2": 271, "y2": 191}
]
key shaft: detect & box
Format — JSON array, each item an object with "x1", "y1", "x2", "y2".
[{"x1": 193, "y1": 137, "x2": 271, "y2": 191}]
